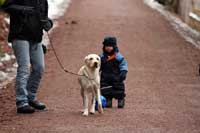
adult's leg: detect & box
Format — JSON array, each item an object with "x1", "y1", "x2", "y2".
[
  {"x1": 12, "y1": 40, "x2": 30, "y2": 108},
  {"x1": 27, "y1": 42, "x2": 45, "y2": 102}
]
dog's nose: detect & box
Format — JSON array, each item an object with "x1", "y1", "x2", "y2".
[{"x1": 94, "y1": 62, "x2": 98, "y2": 68}]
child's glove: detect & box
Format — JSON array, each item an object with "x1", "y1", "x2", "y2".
[{"x1": 120, "y1": 70, "x2": 127, "y2": 81}]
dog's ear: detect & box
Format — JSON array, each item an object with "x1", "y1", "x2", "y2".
[
  {"x1": 98, "y1": 57, "x2": 101, "y2": 67},
  {"x1": 98, "y1": 56, "x2": 101, "y2": 63},
  {"x1": 84, "y1": 56, "x2": 88, "y2": 64}
]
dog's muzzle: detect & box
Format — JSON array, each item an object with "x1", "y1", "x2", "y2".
[{"x1": 94, "y1": 62, "x2": 98, "y2": 68}]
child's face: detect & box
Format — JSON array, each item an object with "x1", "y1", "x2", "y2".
[{"x1": 104, "y1": 46, "x2": 114, "y2": 53}]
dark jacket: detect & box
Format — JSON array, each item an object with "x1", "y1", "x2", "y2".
[
  {"x1": 100, "y1": 52, "x2": 128, "y2": 83},
  {"x1": 3, "y1": 0, "x2": 48, "y2": 42},
  {"x1": 99, "y1": 51, "x2": 128, "y2": 99}
]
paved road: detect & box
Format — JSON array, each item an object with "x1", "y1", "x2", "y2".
[{"x1": 1, "y1": 0, "x2": 200, "y2": 132}]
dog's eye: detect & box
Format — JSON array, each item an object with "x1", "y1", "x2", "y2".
[
  {"x1": 89, "y1": 58, "x2": 93, "y2": 60},
  {"x1": 96, "y1": 58, "x2": 99, "y2": 61}
]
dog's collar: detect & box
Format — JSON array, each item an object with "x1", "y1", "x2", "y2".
[
  {"x1": 82, "y1": 67, "x2": 100, "y2": 84},
  {"x1": 83, "y1": 67, "x2": 95, "y2": 80}
]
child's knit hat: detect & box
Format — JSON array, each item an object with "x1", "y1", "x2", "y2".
[{"x1": 102, "y1": 36, "x2": 117, "y2": 46}]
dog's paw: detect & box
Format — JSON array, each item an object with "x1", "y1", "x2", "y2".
[
  {"x1": 89, "y1": 109, "x2": 95, "y2": 115},
  {"x1": 98, "y1": 105, "x2": 103, "y2": 114},
  {"x1": 82, "y1": 112, "x2": 89, "y2": 116},
  {"x1": 90, "y1": 112, "x2": 95, "y2": 115},
  {"x1": 89, "y1": 107, "x2": 95, "y2": 114},
  {"x1": 98, "y1": 109, "x2": 103, "y2": 114}
]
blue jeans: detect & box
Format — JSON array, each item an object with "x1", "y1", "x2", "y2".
[{"x1": 12, "y1": 40, "x2": 45, "y2": 108}]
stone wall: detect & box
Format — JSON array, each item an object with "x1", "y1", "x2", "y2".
[{"x1": 156, "y1": 0, "x2": 200, "y2": 31}]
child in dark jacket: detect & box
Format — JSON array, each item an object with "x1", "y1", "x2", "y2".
[{"x1": 99, "y1": 36, "x2": 128, "y2": 108}]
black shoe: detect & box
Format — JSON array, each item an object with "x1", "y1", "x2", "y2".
[
  {"x1": 17, "y1": 105, "x2": 35, "y2": 114},
  {"x1": 118, "y1": 99, "x2": 125, "y2": 108},
  {"x1": 106, "y1": 98, "x2": 112, "y2": 108},
  {"x1": 29, "y1": 101, "x2": 46, "y2": 110}
]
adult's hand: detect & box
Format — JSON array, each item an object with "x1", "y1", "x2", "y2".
[{"x1": 41, "y1": 18, "x2": 53, "y2": 32}]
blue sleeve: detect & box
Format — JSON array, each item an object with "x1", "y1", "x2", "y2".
[
  {"x1": 99, "y1": 54, "x2": 103, "y2": 71},
  {"x1": 99, "y1": 54, "x2": 103, "y2": 58},
  {"x1": 116, "y1": 52, "x2": 128, "y2": 72}
]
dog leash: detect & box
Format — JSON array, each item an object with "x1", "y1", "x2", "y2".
[{"x1": 46, "y1": 32, "x2": 94, "y2": 80}]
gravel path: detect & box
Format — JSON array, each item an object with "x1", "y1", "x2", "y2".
[{"x1": 1, "y1": 0, "x2": 200, "y2": 132}]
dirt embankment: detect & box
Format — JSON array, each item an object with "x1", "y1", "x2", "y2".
[{"x1": 0, "y1": 13, "x2": 10, "y2": 54}]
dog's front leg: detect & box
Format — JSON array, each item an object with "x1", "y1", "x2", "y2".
[
  {"x1": 97, "y1": 88, "x2": 103, "y2": 114},
  {"x1": 82, "y1": 93, "x2": 89, "y2": 116},
  {"x1": 90, "y1": 95, "x2": 96, "y2": 114}
]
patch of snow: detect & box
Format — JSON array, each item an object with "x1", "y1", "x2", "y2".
[
  {"x1": 189, "y1": 12, "x2": 200, "y2": 22},
  {"x1": 8, "y1": 43, "x2": 12, "y2": 47},
  {"x1": 144, "y1": 0, "x2": 200, "y2": 49},
  {"x1": 5, "y1": 67, "x2": 16, "y2": 73},
  {"x1": 0, "y1": 71, "x2": 8, "y2": 82},
  {"x1": 10, "y1": 54, "x2": 15, "y2": 60},
  {"x1": 1, "y1": 53, "x2": 11, "y2": 62},
  {"x1": 144, "y1": 0, "x2": 165, "y2": 10},
  {"x1": 13, "y1": 63, "x2": 18, "y2": 68},
  {"x1": 4, "y1": 17, "x2": 9, "y2": 24},
  {"x1": 0, "y1": 62, "x2": 3, "y2": 68},
  {"x1": 48, "y1": 0, "x2": 71, "y2": 19}
]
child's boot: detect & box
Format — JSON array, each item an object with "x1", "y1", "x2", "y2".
[
  {"x1": 106, "y1": 98, "x2": 112, "y2": 108},
  {"x1": 118, "y1": 99, "x2": 125, "y2": 108}
]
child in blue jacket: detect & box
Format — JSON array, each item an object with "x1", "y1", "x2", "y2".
[{"x1": 100, "y1": 36, "x2": 128, "y2": 108}]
